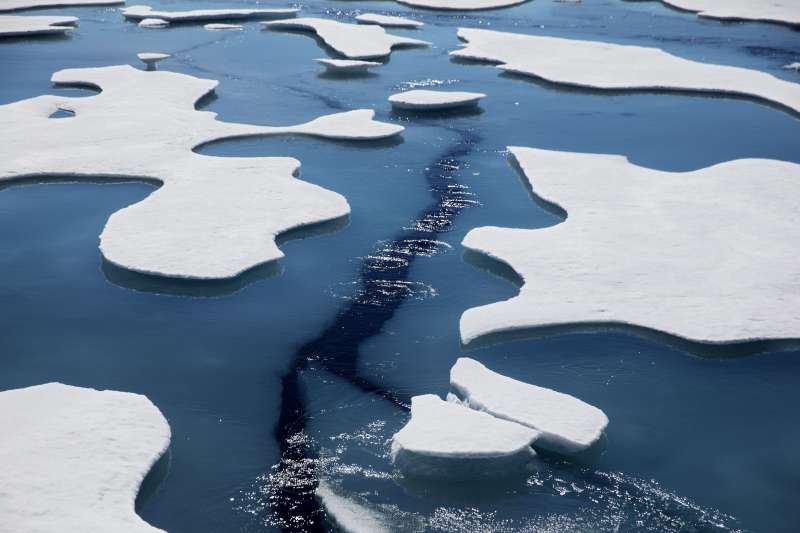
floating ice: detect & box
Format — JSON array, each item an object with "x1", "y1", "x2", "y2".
[
  {"x1": 0, "y1": 0, "x2": 121, "y2": 12},
  {"x1": 657, "y1": 0, "x2": 800, "y2": 27},
  {"x1": 388, "y1": 89, "x2": 486, "y2": 110},
  {"x1": 122, "y1": 4, "x2": 298, "y2": 23},
  {"x1": 394, "y1": 0, "x2": 528, "y2": 11},
  {"x1": 355, "y1": 13, "x2": 423, "y2": 29},
  {"x1": 390, "y1": 394, "x2": 538, "y2": 479},
  {"x1": 0, "y1": 14, "x2": 76, "y2": 37},
  {"x1": 460, "y1": 146, "x2": 800, "y2": 347},
  {"x1": 0, "y1": 65, "x2": 403, "y2": 280},
  {"x1": 451, "y1": 28, "x2": 800, "y2": 115},
  {"x1": 138, "y1": 17, "x2": 167, "y2": 28},
  {"x1": 784, "y1": 62, "x2": 800, "y2": 72},
  {"x1": 137, "y1": 52, "x2": 169, "y2": 70},
  {"x1": 315, "y1": 58, "x2": 382, "y2": 74},
  {"x1": 450, "y1": 358, "x2": 608, "y2": 454},
  {"x1": 0, "y1": 383, "x2": 170, "y2": 533},
  {"x1": 204, "y1": 23, "x2": 242, "y2": 30},
  {"x1": 315, "y1": 481, "x2": 392, "y2": 533},
  {"x1": 264, "y1": 17, "x2": 430, "y2": 60}
]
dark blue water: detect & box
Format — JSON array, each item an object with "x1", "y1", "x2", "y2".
[{"x1": 1, "y1": 0, "x2": 799, "y2": 531}]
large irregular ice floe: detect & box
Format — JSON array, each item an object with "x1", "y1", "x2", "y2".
[
  {"x1": 450, "y1": 358, "x2": 608, "y2": 453},
  {"x1": 388, "y1": 89, "x2": 486, "y2": 110},
  {"x1": 0, "y1": 0, "x2": 121, "y2": 12},
  {"x1": 264, "y1": 17, "x2": 430, "y2": 60},
  {"x1": 0, "y1": 382, "x2": 170, "y2": 533},
  {"x1": 122, "y1": 4, "x2": 298, "y2": 23},
  {"x1": 0, "y1": 65, "x2": 403, "y2": 280},
  {"x1": 460, "y1": 146, "x2": 800, "y2": 347},
  {"x1": 0, "y1": 14, "x2": 76, "y2": 37},
  {"x1": 355, "y1": 13, "x2": 423, "y2": 28},
  {"x1": 315, "y1": 481, "x2": 392, "y2": 533},
  {"x1": 658, "y1": 0, "x2": 800, "y2": 27},
  {"x1": 395, "y1": 0, "x2": 528, "y2": 11},
  {"x1": 451, "y1": 28, "x2": 800, "y2": 115},
  {"x1": 315, "y1": 58, "x2": 382, "y2": 74},
  {"x1": 390, "y1": 394, "x2": 539, "y2": 479}
]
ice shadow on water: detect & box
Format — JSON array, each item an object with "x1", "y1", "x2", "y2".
[
  {"x1": 135, "y1": 446, "x2": 172, "y2": 513},
  {"x1": 261, "y1": 26, "x2": 393, "y2": 63},
  {"x1": 390, "y1": 106, "x2": 485, "y2": 121}
]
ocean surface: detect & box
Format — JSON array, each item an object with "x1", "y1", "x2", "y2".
[{"x1": 1, "y1": 0, "x2": 799, "y2": 531}]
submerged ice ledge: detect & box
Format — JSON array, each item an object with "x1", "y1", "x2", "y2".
[
  {"x1": 0, "y1": 65, "x2": 403, "y2": 280},
  {"x1": 0, "y1": 0, "x2": 121, "y2": 12},
  {"x1": 122, "y1": 5, "x2": 298, "y2": 23},
  {"x1": 388, "y1": 89, "x2": 486, "y2": 110}
]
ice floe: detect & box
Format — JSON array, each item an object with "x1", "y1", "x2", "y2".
[
  {"x1": 137, "y1": 52, "x2": 169, "y2": 69},
  {"x1": 0, "y1": 382, "x2": 170, "y2": 533},
  {"x1": 264, "y1": 17, "x2": 430, "y2": 60},
  {"x1": 394, "y1": 0, "x2": 528, "y2": 11},
  {"x1": 138, "y1": 17, "x2": 167, "y2": 28},
  {"x1": 315, "y1": 58, "x2": 382, "y2": 74},
  {"x1": 784, "y1": 62, "x2": 800, "y2": 72},
  {"x1": 658, "y1": 0, "x2": 800, "y2": 27},
  {"x1": 451, "y1": 28, "x2": 800, "y2": 115},
  {"x1": 316, "y1": 481, "x2": 392, "y2": 533},
  {"x1": 460, "y1": 146, "x2": 800, "y2": 347},
  {"x1": 204, "y1": 23, "x2": 242, "y2": 30},
  {"x1": 0, "y1": 14, "x2": 76, "y2": 37},
  {"x1": 0, "y1": 0, "x2": 121, "y2": 12},
  {"x1": 389, "y1": 89, "x2": 486, "y2": 110},
  {"x1": 122, "y1": 4, "x2": 298, "y2": 23},
  {"x1": 0, "y1": 65, "x2": 403, "y2": 280},
  {"x1": 390, "y1": 394, "x2": 539, "y2": 479},
  {"x1": 450, "y1": 358, "x2": 608, "y2": 453},
  {"x1": 355, "y1": 13, "x2": 423, "y2": 28}
]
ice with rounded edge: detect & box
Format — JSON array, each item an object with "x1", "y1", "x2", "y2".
[
  {"x1": 355, "y1": 13, "x2": 423, "y2": 28},
  {"x1": 450, "y1": 358, "x2": 608, "y2": 454},
  {"x1": 388, "y1": 89, "x2": 486, "y2": 110},
  {"x1": 0, "y1": 14, "x2": 76, "y2": 37},
  {"x1": 451, "y1": 28, "x2": 800, "y2": 115},
  {"x1": 0, "y1": 0, "x2": 121, "y2": 12},
  {"x1": 315, "y1": 481, "x2": 392, "y2": 533},
  {"x1": 122, "y1": 4, "x2": 298, "y2": 23},
  {"x1": 657, "y1": 0, "x2": 800, "y2": 27},
  {"x1": 137, "y1": 52, "x2": 169, "y2": 69},
  {"x1": 390, "y1": 394, "x2": 539, "y2": 479},
  {"x1": 315, "y1": 58, "x2": 382, "y2": 74},
  {"x1": 395, "y1": 0, "x2": 528, "y2": 11},
  {"x1": 0, "y1": 65, "x2": 404, "y2": 280},
  {"x1": 138, "y1": 17, "x2": 167, "y2": 28},
  {"x1": 460, "y1": 146, "x2": 800, "y2": 347},
  {"x1": 784, "y1": 62, "x2": 800, "y2": 72},
  {"x1": 0, "y1": 383, "x2": 170, "y2": 533},
  {"x1": 263, "y1": 17, "x2": 430, "y2": 60},
  {"x1": 204, "y1": 23, "x2": 242, "y2": 30}
]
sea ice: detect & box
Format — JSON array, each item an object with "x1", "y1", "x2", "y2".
[
  {"x1": 0, "y1": 65, "x2": 404, "y2": 280},
  {"x1": 355, "y1": 13, "x2": 423, "y2": 28},
  {"x1": 0, "y1": 14, "x2": 76, "y2": 37},
  {"x1": 657, "y1": 0, "x2": 800, "y2": 27},
  {"x1": 315, "y1": 58, "x2": 382, "y2": 74},
  {"x1": 0, "y1": 0, "x2": 121, "y2": 12},
  {"x1": 395, "y1": 0, "x2": 528, "y2": 11},
  {"x1": 263, "y1": 17, "x2": 430, "y2": 60},
  {"x1": 390, "y1": 394, "x2": 539, "y2": 479},
  {"x1": 450, "y1": 358, "x2": 608, "y2": 453},
  {"x1": 0, "y1": 383, "x2": 170, "y2": 533},
  {"x1": 315, "y1": 481, "x2": 392, "y2": 533},
  {"x1": 138, "y1": 17, "x2": 167, "y2": 28},
  {"x1": 204, "y1": 23, "x2": 243, "y2": 30},
  {"x1": 451, "y1": 28, "x2": 800, "y2": 115},
  {"x1": 137, "y1": 52, "x2": 169, "y2": 70},
  {"x1": 784, "y1": 62, "x2": 800, "y2": 72},
  {"x1": 122, "y1": 4, "x2": 298, "y2": 23},
  {"x1": 460, "y1": 146, "x2": 800, "y2": 347},
  {"x1": 388, "y1": 89, "x2": 486, "y2": 110}
]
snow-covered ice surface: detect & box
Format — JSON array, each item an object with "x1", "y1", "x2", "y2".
[
  {"x1": 0, "y1": 0, "x2": 121, "y2": 12},
  {"x1": 138, "y1": 17, "x2": 167, "y2": 28},
  {"x1": 658, "y1": 0, "x2": 800, "y2": 27},
  {"x1": 264, "y1": 17, "x2": 430, "y2": 60},
  {"x1": 315, "y1": 58, "x2": 382, "y2": 73},
  {"x1": 204, "y1": 23, "x2": 242, "y2": 31},
  {"x1": 395, "y1": 0, "x2": 528, "y2": 11},
  {"x1": 0, "y1": 65, "x2": 402, "y2": 280},
  {"x1": 355, "y1": 13, "x2": 423, "y2": 29},
  {"x1": 0, "y1": 14, "x2": 76, "y2": 37},
  {"x1": 122, "y1": 5, "x2": 298, "y2": 23},
  {"x1": 461, "y1": 146, "x2": 800, "y2": 347},
  {"x1": 0, "y1": 383, "x2": 170, "y2": 533},
  {"x1": 452, "y1": 28, "x2": 800, "y2": 115},
  {"x1": 389, "y1": 89, "x2": 486, "y2": 110},
  {"x1": 450, "y1": 357, "x2": 608, "y2": 453},
  {"x1": 391, "y1": 394, "x2": 539, "y2": 479}
]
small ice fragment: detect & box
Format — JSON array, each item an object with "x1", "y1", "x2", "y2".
[
  {"x1": 388, "y1": 89, "x2": 486, "y2": 110},
  {"x1": 355, "y1": 13, "x2": 423, "y2": 29}
]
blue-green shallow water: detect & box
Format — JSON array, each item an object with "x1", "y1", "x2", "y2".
[{"x1": 0, "y1": 0, "x2": 798, "y2": 531}]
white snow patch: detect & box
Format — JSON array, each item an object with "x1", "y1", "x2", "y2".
[
  {"x1": 138, "y1": 17, "x2": 167, "y2": 28},
  {"x1": 390, "y1": 394, "x2": 538, "y2": 479},
  {"x1": 395, "y1": 0, "x2": 528, "y2": 11},
  {"x1": 0, "y1": 0, "x2": 121, "y2": 12},
  {"x1": 450, "y1": 358, "x2": 608, "y2": 454},
  {"x1": 315, "y1": 481, "x2": 392, "y2": 533},
  {"x1": 660, "y1": 0, "x2": 800, "y2": 27},
  {"x1": 0, "y1": 65, "x2": 403, "y2": 280},
  {"x1": 451, "y1": 28, "x2": 800, "y2": 115},
  {"x1": 0, "y1": 14, "x2": 76, "y2": 37},
  {"x1": 355, "y1": 13, "x2": 423, "y2": 28},
  {"x1": 315, "y1": 58, "x2": 382, "y2": 73},
  {"x1": 0, "y1": 383, "x2": 170, "y2": 533},
  {"x1": 460, "y1": 146, "x2": 800, "y2": 346},
  {"x1": 263, "y1": 17, "x2": 429, "y2": 60},
  {"x1": 204, "y1": 23, "x2": 242, "y2": 30},
  {"x1": 388, "y1": 89, "x2": 485, "y2": 110},
  {"x1": 122, "y1": 4, "x2": 298, "y2": 23}
]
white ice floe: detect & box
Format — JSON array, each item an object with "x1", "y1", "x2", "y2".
[
  {"x1": 391, "y1": 394, "x2": 538, "y2": 479},
  {"x1": 394, "y1": 0, "x2": 528, "y2": 11},
  {"x1": 263, "y1": 17, "x2": 429, "y2": 60},
  {"x1": 460, "y1": 146, "x2": 800, "y2": 347},
  {"x1": 138, "y1": 17, "x2": 167, "y2": 28},
  {"x1": 137, "y1": 52, "x2": 169, "y2": 69},
  {"x1": 315, "y1": 58, "x2": 382, "y2": 74},
  {"x1": 0, "y1": 14, "x2": 76, "y2": 37},
  {"x1": 784, "y1": 62, "x2": 800, "y2": 72},
  {"x1": 388, "y1": 89, "x2": 486, "y2": 110},
  {"x1": 451, "y1": 28, "x2": 800, "y2": 114},
  {"x1": 0, "y1": 65, "x2": 403, "y2": 280},
  {"x1": 122, "y1": 4, "x2": 298, "y2": 23},
  {"x1": 0, "y1": 0, "x2": 121, "y2": 12},
  {"x1": 0, "y1": 383, "x2": 170, "y2": 533},
  {"x1": 355, "y1": 13, "x2": 423, "y2": 28},
  {"x1": 658, "y1": 0, "x2": 800, "y2": 27},
  {"x1": 450, "y1": 358, "x2": 608, "y2": 453},
  {"x1": 204, "y1": 23, "x2": 242, "y2": 30},
  {"x1": 316, "y1": 481, "x2": 392, "y2": 533}
]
